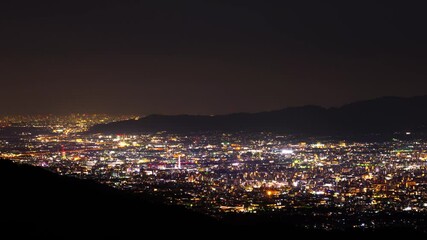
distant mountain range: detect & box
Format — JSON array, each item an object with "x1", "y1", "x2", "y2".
[{"x1": 90, "y1": 95, "x2": 427, "y2": 135}]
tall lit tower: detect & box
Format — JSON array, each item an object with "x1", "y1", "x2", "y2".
[
  {"x1": 60, "y1": 145, "x2": 66, "y2": 160},
  {"x1": 177, "y1": 155, "x2": 181, "y2": 169}
]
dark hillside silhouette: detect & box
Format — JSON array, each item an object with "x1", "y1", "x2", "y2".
[
  {"x1": 0, "y1": 159, "x2": 216, "y2": 238},
  {"x1": 90, "y1": 95, "x2": 427, "y2": 135}
]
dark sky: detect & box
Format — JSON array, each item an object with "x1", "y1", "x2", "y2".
[{"x1": 1, "y1": 1, "x2": 427, "y2": 114}]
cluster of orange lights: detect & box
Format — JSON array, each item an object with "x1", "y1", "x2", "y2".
[{"x1": 266, "y1": 190, "x2": 280, "y2": 196}]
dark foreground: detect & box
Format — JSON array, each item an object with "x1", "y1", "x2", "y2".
[{"x1": 0, "y1": 159, "x2": 425, "y2": 239}]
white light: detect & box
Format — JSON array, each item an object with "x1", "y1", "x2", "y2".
[{"x1": 281, "y1": 149, "x2": 294, "y2": 154}]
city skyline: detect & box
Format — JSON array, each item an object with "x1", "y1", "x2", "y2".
[
  {"x1": 2, "y1": 113, "x2": 427, "y2": 232},
  {"x1": 2, "y1": 1, "x2": 427, "y2": 235}
]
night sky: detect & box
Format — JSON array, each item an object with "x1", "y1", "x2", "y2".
[{"x1": 1, "y1": 1, "x2": 427, "y2": 114}]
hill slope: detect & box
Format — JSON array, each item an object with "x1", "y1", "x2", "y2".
[
  {"x1": 90, "y1": 95, "x2": 427, "y2": 135},
  {"x1": 0, "y1": 159, "x2": 216, "y2": 237}
]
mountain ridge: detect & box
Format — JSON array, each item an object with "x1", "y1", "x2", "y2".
[{"x1": 90, "y1": 95, "x2": 427, "y2": 135}]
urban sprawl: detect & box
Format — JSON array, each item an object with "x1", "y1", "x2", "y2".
[{"x1": 1, "y1": 114, "x2": 427, "y2": 230}]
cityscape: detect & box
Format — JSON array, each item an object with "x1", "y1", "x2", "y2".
[
  {"x1": 2, "y1": 1, "x2": 427, "y2": 236},
  {"x1": 2, "y1": 114, "x2": 427, "y2": 230}
]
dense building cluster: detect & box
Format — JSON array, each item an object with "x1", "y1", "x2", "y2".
[
  {"x1": 1, "y1": 115, "x2": 427, "y2": 230},
  {"x1": 0, "y1": 114, "x2": 138, "y2": 133}
]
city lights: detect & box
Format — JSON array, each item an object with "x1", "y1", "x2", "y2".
[{"x1": 1, "y1": 114, "x2": 427, "y2": 230}]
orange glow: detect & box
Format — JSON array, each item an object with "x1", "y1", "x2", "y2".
[{"x1": 266, "y1": 190, "x2": 280, "y2": 196}]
